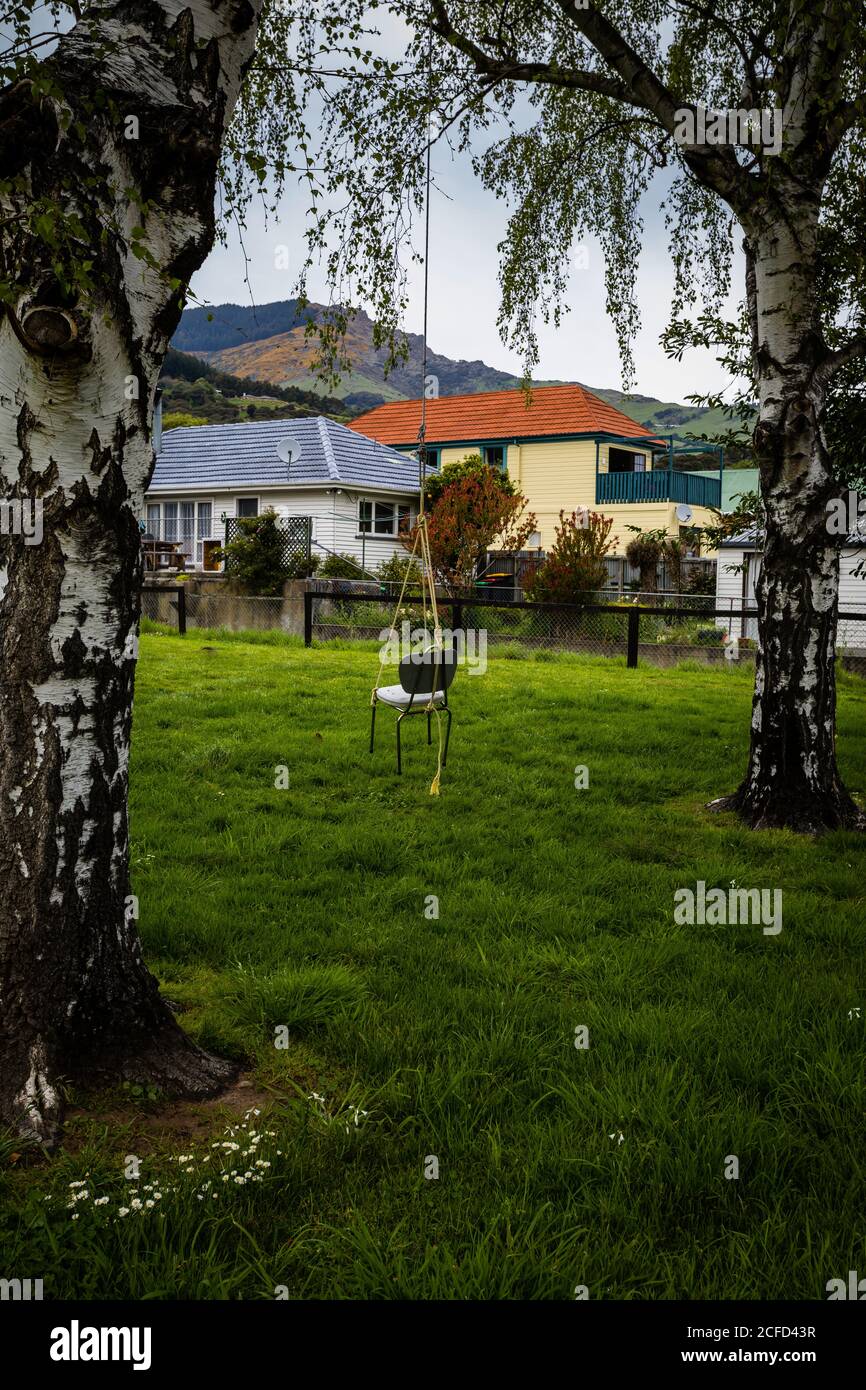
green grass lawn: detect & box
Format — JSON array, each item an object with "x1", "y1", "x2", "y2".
[{"x1": 2, "y1": 634, "x2": 865, "y2": 1299}]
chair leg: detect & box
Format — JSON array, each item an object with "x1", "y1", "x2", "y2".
[
  {"x1": 442, "y1": 708, "x2": 453, "y2": 766},
  {"x1": 427, "y1": 710, "x2": 432, "y2": 745},
  {"x1": 369, "y1": 701, "x2": 377, "y2": 754},
  {"x1": 396, "y1": 712, "x2": 404, "y2": 774}
]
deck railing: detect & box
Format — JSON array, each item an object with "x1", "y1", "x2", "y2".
[{"x1": 596, "y1": 470, "x2": 722, "y2": 508}]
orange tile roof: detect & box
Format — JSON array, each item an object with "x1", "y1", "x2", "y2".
[{"x1": 348, "y1": 383, "x2": 663, "y2": 447}]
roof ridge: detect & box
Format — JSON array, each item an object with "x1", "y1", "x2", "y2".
[
  {"x1": 317, "y1": 416, "x2": 341, "y2": 480},
  {"x1": 357, "y1": 381, "x2": 596, "y2": 410}
]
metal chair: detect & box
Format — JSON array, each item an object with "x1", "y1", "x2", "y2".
[{"x1": 370, "y1": 643, "x2": 457, "y2": 773}]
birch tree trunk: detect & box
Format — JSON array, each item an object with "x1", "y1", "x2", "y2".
[
  {"x1": 0, "y1": 0, "x2": 261, "y2": 1143},
  {"x1": 710, "y1": 196, "x2": 863, "y2": 833}
]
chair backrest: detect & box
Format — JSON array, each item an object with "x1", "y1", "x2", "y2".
[{"x1": 398, "y1": 643, "x2": 458, "y2": 697}]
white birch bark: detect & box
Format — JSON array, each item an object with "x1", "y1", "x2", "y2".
[{"x1": 0, "y1": 0, "x2": 263, "y2": 1142}]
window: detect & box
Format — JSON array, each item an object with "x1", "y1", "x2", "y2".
[
  {"x1": 359, "y1": 500, "x2": 411, "y2": 536},
  {"x1": 483, "y1": 445, "x2": 506, "y2": 470},
  {"x1": 145, "y1": 503, "x2": 160, "y2": 538},
  {"x1": 197, "y1": 502, "x2": 213, "y2": 539},
  {"x1": 237, "y1": 497, "x2": 259, "y2": 518},
  {"x1": 608, "y1": 447, "x2": 646, "y2": 473},
  {"x1": 163, "y1": 501, "x2": 178, "y2": 541}
]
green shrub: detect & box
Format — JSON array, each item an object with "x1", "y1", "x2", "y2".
[
  {"x1": 319, "y1": 552, "x2": 364, "y2": 580},
  {"x1": 695, "y1": 625, "x2": 724, "y2": 646},
  {"x1": 285, "y1": 553, "x2": 320, "y2": 580},
  {"x1": 686, "y1": 566, "x2": 716, "y2": 596},
  {"x1": 216, "y1": 508, "x2": 290, "y2": 596},
  {"x1": 378, "y1": 553, "x2": 423, "y2": 588}
]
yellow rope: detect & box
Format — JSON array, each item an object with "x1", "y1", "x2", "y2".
[
  {"x1": 370, "y1": 513, "x2": 445, "y2": 796},
  {"x1": 371, "y1": 525, "x2": 423, "y2": 702}
]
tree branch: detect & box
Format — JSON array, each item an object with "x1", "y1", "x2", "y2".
[
  {"x1": 428, "y1": 0, "x2": 642, "y2": 106},
  {"x1": 820, "y1": 334, "x2": 866, "y2": 377},
  {"x1": 551, "y1": 0, "x2": 757, "y2": 212}
]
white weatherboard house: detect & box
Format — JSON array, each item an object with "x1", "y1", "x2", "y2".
[
  {"x1": 145, "y1": 416, "x2": 426, "y2": 572},
  {"x1": 716, "y1": 528, "x2": 866, "y2": 647}
]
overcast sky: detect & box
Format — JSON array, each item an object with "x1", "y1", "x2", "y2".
[{"x1": 191, "y1": 11, "x2": 746, "y2": 407}]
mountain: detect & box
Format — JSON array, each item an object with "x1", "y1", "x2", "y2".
[
  {"x1": 173, "y1": 299, "x2": 753, "y2": 452},
  {"x1": 175, "y1": 300, "x2": 529, "y2": 407},
  {"x1": 158, "y1": 347, "x2": 356, "y2": 427}
]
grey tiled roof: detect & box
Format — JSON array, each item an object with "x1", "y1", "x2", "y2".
[{"x1": 149, "y1": 416, "x2": 425, "y2": 494}]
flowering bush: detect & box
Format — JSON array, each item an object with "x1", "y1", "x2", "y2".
[
  {"x1": 524, "y1": 510, "x2": 615, "y2": 604},
  {"x1": 407, "y1": 461, "x2": 536, "y2": 594}
]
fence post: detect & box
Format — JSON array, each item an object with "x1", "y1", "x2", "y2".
[
  {"x1": 304, "y1": 588, "x2": 313, "y2": 647},
  {"x1": 176, "y1": 584, "x2": 186, "y2": 635},
  {"x1": 627, "y1": 606, "x2": 640, "y2": 668},
  {"x1": 452, "y1": 600, "x2": 463, "y2": 634}
]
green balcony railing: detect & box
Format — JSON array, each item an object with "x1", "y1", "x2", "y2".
[{"x1": 596, "y1": 469, "x2": 722, "y2": 508}]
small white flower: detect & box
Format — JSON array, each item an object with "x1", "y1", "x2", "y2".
[
  {"x1": 118, "y1": 1207, "x2": 130, "y2": 1217},
  {"x1": 94, "y1": 1197, "x2": 109, "y2": 1207}
]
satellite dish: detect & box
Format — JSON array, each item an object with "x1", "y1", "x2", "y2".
[
  {"x1": 676, "y1": 503, "x2": 693, "y2": 523},
  {"x1": 277, "y1": 437, "x2": 302, "y2": 467}
]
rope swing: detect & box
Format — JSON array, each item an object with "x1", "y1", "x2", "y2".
[{"x1": 371, "y1": 22, "x2": 447, "y2": 795}]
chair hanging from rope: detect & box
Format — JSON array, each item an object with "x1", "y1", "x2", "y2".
[
  {"x1": 369, "y1": 22, "x2": 455, "y2": 794},
  {"x1": 369, "y1": 508, "x2": 457, "y2": 794}
]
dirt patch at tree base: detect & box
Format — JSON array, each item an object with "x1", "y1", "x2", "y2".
[{"x1": 62, "y1": 1073, "x2": 302, "y2": 1155}]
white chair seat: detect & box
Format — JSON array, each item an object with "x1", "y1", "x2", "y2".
[{"x1": 375, "y1": 684, "x2": 446, "y2": 709}]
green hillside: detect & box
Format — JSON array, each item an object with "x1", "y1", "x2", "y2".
[{"x1": 159, "y1": 348, "x2": 356, "y2": 427}]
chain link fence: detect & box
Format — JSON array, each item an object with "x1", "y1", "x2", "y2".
[
  {"x1": 304, "y1": 591, "x2": 729, "y2": 665},
  {"x1": 141, "y1": 586, "x2": 292, "y2": 635},
  {"x1": 141, "y1": 583, "x2": 866, "y2": 671}
]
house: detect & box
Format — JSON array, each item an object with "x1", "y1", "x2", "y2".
[
  {"x1": 144, "y1": 415, "x2": 426, "y2": 573},
  {"x1": 716, "y1": 529, "x2": 866, "y2": 646},
  {"x1": 349, "y1": 383, "x2": 725, "y2": 553}
]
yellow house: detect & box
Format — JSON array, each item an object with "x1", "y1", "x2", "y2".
[{"x1": 349, "y1": 383, "x2": 723, "y2": 554}]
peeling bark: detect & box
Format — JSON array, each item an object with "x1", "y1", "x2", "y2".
[{"x1": 0, "y1": 0, "x2": 262, "y2": 1144}]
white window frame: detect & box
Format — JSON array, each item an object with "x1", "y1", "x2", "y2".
[
  {"x1": 144, "y1": 497, "x2": 216, "y2": 568},
  {"x1": 358, "y1": 497, "x2": 412, "y2": 537},
  {"x1": 235, "y1": 495, "x2": 261, "y2": 519}
]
